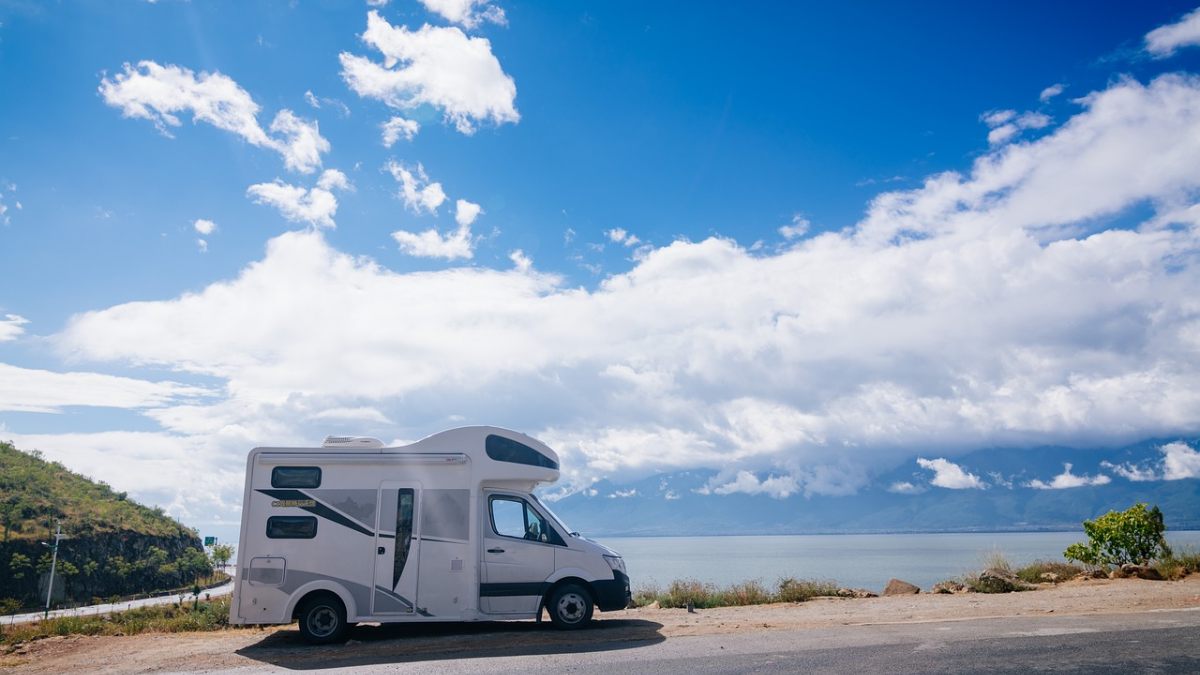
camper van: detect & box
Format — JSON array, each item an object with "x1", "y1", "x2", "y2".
[{"x1": 229, "y1": 426, "x2": 630, "y2": 644}]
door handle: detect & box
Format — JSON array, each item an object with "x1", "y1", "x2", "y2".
[
  {"x1": 377, "y1": 546, "x2": 386, "y2": 555},
  {"x1": 487, "y1": 547, "x2": 504, "y2": 554}
]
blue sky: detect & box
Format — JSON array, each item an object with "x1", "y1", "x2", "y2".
[{"x1": 3, "y1": 1, "x2": 1200, "y2": 533}]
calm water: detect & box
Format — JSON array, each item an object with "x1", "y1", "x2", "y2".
[{"x1": 595, "y1": 531, "x2": 1200, "y2": 593}]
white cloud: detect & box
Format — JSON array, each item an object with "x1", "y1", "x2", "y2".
[
  {"x1": 381, "y1": 116, "x2": 420, "y2": 146},
  {"x1": 1027, "y1": 463, "x2": 1111, "y2": 490},
  {"x1": 418, "y1": 0, "x2": 507, "y2": 29},
  {"x1": 196, "y1": 238, "x2": 208, "y2": 253},
  {"x1": 44, "y1": 73, "x2": 1200, "y2": 515},
  {"x1": 455, "y1": 198, "x2": 482, "y2": 226},
  {"x1": 0, "y1": 363, "x2": 212, "y2": 414},
  {"x1": 983, "y1": 109, "x2": 1052, "y2": 146},
  {"x1": 1161, "y1": 441, "x2": 1200, "y2": 480},
  {"x1": 99, "y1": 61, "x2": 329, "y2": 173},
  {"x1": 304, "y1": 90, "x2": 351, "y2": 117},
  {"x1": 0, "y1": 314, "x2": 29, "y2": 342},
  {"x1": 339, "y1": 11, "x2": 519, "y2": 134},
  {"x1": 1040, "y1": 83, "x2": 1065, "y2": 103},
  {"x1": 1101, "y1": 459, "x2": 1158, "y2": 482},
  {"x1": 888, "y1": 481, "x2": 923, "y2": 494},
  {"x1": 709, "y1": 470, "x2": 799, "y2": 499},
  {"x1": 391, "y1": 223, "x2": 474, "y2": 259},
  {"x1": 366, "y1": 0, "x2": 389, "y2": 6},
  {"x1": 608, "y1": 488, "x2": 637, "y2": 499},
  {"x1": 509, "y1": 249, "x2": 532, "y2": 272},
  {"x1": 1146, "y1": 8, "x2": 1200, "y2": 57},
  {"x1": 778, "y1": 214, "x2": 810, "y2": 240},
  {"x1": 247, "y1": 169, "x2": 351, "y2": 229},
  {"x1": 193, "y1": 218, "x2": 217, "y2": 235},
  {"x1": 386, "y1": 161, "x2": 447, "y2": 214},
  {"x1": 917, "y1": 458, "x2": 986, "y2": 489},
  {"x1": 606, "y1": 228, "x2": 641, "y2": 247}
]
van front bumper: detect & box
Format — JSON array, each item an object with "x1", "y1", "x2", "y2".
[{"x1": 593, "y1": 570, "x2": 632, "y2": 611}]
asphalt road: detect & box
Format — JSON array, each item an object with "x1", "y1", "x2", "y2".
[
  {"x1": 210, "y1": 608, "x2": 1200, "y2": 674},
  {"x1": 6, "y1": 579, "x2": 234, "y2": 625}
]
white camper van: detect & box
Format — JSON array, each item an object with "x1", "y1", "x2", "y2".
[{"x1": 229, "y1": 426, "x2": 630, "y2": 644}]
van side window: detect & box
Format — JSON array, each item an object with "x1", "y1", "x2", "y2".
[
  {"x1": 393, "y1": 489, "x2": 414, "y2": 586},
  {"x1": 271, "y1": 466, "x2": 321, "y2": 489},
  {"x1": 489, "y1": 496, "x2": 565, "y2": 546},
  {"x1": 266, "y1": 516, "x2": 317, "y2": 539},
  {"x1": 485, "y1": 435, "x2": 558, "y2": 470}
]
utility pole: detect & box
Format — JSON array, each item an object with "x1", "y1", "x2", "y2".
[{"x1": 43, "y1": 522, "x2": 63, "y2": 620}]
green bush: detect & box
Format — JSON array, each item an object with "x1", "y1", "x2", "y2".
[
  {"x1": 0, "y1": 597, "x2": 233, "y2": 646},
  {"x1": 1014, "y1": 560, "x2": 1085, "y2": 584},
  {"x1": 1064, "y1": 503, "x2": 1171, "y2": 567},
  {"x1": 777, "y1": 578, "x2": 839, "y2": 602}
]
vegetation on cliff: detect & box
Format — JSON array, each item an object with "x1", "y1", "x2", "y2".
[{"x1": 0, "y1": 441, "x2": 213, "y2": 609}]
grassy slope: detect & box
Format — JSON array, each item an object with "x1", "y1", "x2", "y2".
[{"x1": 0, "y1": 441, "x2": 193, "y2": 542}]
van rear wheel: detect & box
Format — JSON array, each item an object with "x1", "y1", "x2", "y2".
[
  {"x1": 548, "y1": 583, "x2": 593, "y2": 629},
  {"x1": 297, "y1": 593, "x2": 349, "y2": 645}
]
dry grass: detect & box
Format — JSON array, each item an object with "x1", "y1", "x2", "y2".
[
  {"x1": 1, "y1": 597, "x2": 236, "y2": 648},
  {"x1": 634, "y1": 577, "x2": 840, "y2": 608}
]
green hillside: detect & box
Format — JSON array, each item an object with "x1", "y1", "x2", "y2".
[
  {"x1": 1, "y1": 441, "x2": 212, "y2": 609},
  {"x1": 0, "y1": 441, "x2": 193, "y2": 543}
]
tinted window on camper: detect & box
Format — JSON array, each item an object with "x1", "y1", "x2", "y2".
[
  {"x1": 271, "y1": 466, "x2": 321, "y2": 488},
  {"x1": 485, "y1": 435, "x2": 558, "y2": 470},
  {"x1": 266, "y1": 516, "x2": 317, "y2": 539},
  {"x1": 489, "y1": 496, "x2": 565, "y2": 546}
]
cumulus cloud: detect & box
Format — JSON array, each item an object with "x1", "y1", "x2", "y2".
[
  {"x1": 1027, "y1": 463, "x2": 1111, "y2": 489},
  {"x1": 418, "y1": 0, "x2": 507, "y2": 29},
  {"x1": 1146, "y1": 8, "x2": 1200, "y2": 57},
  {"x1": 982, "y1": 109, "x2": 1051, "y2": 145},
  {"x1": 1161, "y1": 441, "x2": 1200, "y2": 480},
  {"x1": 0, "y1": 314, "x2": 29, "y2": 342},
  {"x1": 339, "y1": 11, "x2": 519, "y2": 134},
  {"x1": 1039, "y1": 83, "x2": 1065, "y2": 103},
  {"x1": 42, "y1": 73, "x2": 1200, "y2": 515},
  {"x1": 387, "y1": 161, "x2": 446, "y2": 214},
  {"x1": 247, "y1": 169, "x2": 351, "y2": 229},
  {"x1": 392, "y1": 223, "x2": 474, "y2": 259},
  {"x1": 381, "y1": 116, "x2": 420, "y2": 146},
  {"x1": 193, "y1": 218, "x2": 217, "y2": 235},
  {"x1": 606, "y1": 228, "x2": 640, "y2": 247},
  {"x1": 917, "y1": 458, "x2": 986, "y2": 489},
  {"x1": 99, "y1": 61, "x2": 329, "y2": 173},
  {"x1": 778, "y1": 215, "x2": 810, "y2": 240},
  {"x1": 455, "y1": 199, "x2": 483, "y2": 227},
  {"x1": 887, "y1": 481, "x2": 924, "y2": 495},
  {"x1": 509, "y1": 249, "x2": 532, "y2": 272},
  {"x1": 707, "y1": 470, "x2": 799, "y2": 499},
  {"x1": 1101, "y1": 459, "x2": 1158, "y2": 482}
]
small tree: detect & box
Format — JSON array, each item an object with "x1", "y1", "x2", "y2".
[
  {"x1": 1065, "y1": 503, "x2": 1171, "y2": 567},
  {"x1": 210, "y1": 544, "x2": 234, "y2": 571}
]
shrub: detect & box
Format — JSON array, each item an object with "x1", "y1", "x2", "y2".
[
  {"x1": 1014, "y1": 560, "x2": 1085, "y2": 584},
  {"x1": 1064, "y1": 503, "x2": 1171, "y2": 567},
  {"x1": 0, "y1": 596, "x2": 233, "y2": 646},
  {"x1": 1153, "y1": 547, "x2": 1200, "y2": 581},
  {"x1": 777, "y1": 578, "x2": 839, "y2": 602},
  {"x1": 717, "y1": 580, "x2": 771, "y2": 606},
  {"x1": 661, "y1": 579, "x2": 718, "y2": 609}
]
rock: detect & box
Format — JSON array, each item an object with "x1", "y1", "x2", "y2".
[
  {"x1": 973, "y1": 567, "x2": 1024, "y2": 593},
  {"x1": 1119, "y1": 564, "x2": 1164, "y2": 581},
  {"x1": 836, "y1": 587, "x2": 877, "y2": 598},
  {"x1": 1073, "y1": 569, "x2": 1107, "y2": 580},
  {"x1": 883, "y1": 578, "x2": 921, "y2": 596},
  {"x1": 931, "y1": 580, "x2": 966, "y2": 594},
  {"x1": 644, "y1": 600, "x2": 660, "y2": 610},
  {"x1": 1039, "y1": 572, "x2": 1060, "y2": 583}
]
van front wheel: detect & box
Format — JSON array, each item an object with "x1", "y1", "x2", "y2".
[
  {"x1": 548, "y1": 583, "x2": 593, "y2": 629},
  {"x1": 297, "y1": 593, "x2": 349, "y2": 645}
]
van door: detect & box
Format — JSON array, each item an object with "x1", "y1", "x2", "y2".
[
  {"x1": 372, "y1": 481, "x2": 421, "y2": 615},
  {"x1": 480, "y1": 492, "x2": 556, "y2": 615}
]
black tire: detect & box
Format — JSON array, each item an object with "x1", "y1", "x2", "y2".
[
  {"x1": 547, "y1": 583, "x2": 594, "y2": 629},
  {"x1": 296, "y1": 593, "x2": 349, "y2": 645}
]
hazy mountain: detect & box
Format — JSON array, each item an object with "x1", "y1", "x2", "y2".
[{"x1": 546, "y1": 439, "x2": 1200, "y2": 536}]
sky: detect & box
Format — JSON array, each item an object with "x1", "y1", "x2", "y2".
[{"x1": 3, "y1": 1, "x2": 1200, "y2": 535}]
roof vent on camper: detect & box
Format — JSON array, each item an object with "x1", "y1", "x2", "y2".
[{"x1": 322, "y1": 436, "x2": 385, "y2": 450}]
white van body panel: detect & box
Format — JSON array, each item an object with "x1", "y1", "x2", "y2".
[{"x1": 229, "y1": 426, "x2": 629, "y2": 626}]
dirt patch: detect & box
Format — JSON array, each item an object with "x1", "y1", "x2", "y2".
[{"x1": 4, "y1": 577, "x2": 1199, "y2": 673}]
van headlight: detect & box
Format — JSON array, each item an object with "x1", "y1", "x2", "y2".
[{"x1": 602, "y1": 554, "x2": 626, "y2": 575}]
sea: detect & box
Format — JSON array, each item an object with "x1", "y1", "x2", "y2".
[{"x1": 592, "y1": 531, "x2": 1200, "y2": 593}]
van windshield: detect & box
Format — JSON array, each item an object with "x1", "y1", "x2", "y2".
[{"x1": 530, "y1": 494, "x2": 576, "y2": 536}]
